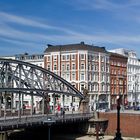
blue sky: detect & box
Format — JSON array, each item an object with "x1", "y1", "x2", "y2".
[{"x1": 0, "y1": 0, "x2": 140, "y2": 56}]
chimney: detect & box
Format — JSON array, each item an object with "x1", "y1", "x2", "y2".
[{"x1": 80, "y1": 41, "x2": 85, "y2": 45}]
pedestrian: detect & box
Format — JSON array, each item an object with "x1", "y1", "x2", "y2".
[
  {"x1": 57, "y1": 103, "x2": 61, "y2": 117},
  {"x1": 55, "y1": 105, "x2": 58, "y2": 117}
]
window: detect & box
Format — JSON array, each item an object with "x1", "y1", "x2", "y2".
[
  {"x1": 95, "y1": 64, "x2": 98, "y2": 71},
  {"x1": 72, "y1": 63, "x2": 75, "y2": 70},
  {"x1": 62, "y1": 55, "x2": 65, "y2": 60},
  {"x1": 107, "y1": 76, "x2": 110, "y2": 82},
  {"x1": 101, "y1": 74, "x2": 104, "y2": 81},
  {"x1": 47, "y1": 56, "x2": 50, "y2": 61},
  {"x1": 81, "y1": 54, "x2": 85, "y2": 60},
  {"x1": 80, "y1": 84, "x2": 85, "y2": 91},
  {"x1": 101, "y1": 65, "x2": 104, "y2": 71},
  {"x1": 54, "y1": 64, "x2": 57, "y2": 70},
  {"x1": 66, "y1": 64, "x2": 70, "y2": 70},
  {"x1": 81, "y1": 63, "x2": 85, "y2": 69},
  {"x1": 47, "y1": 65, "x2": 50, "y2": 70},
  {"x1": 88, "y1": 73, "x2": 91, "y2": 81},
  {"x1": 80, "y1": 73, "x2": 85, "y2": 81},
  {"x1": 101, "y1": 84, "x2": 104, "y2": 91},
  {"x1": 72, "y1": 54, "x2": 75, "y2": 60},
  {"x1": 95, "y1": 84, "x2": 98, "y2": 91},
  {"x1": 62, "y1": 64, "x2": 65, "y2": 71},
  {"x1": 53, "y1": 55, "x2": 57, "y2": 61},
  {"x1": 72, "y1": 73, "x2": 76, "y2": 80},
  {"x1": 95, "y1": 74, "x2": 98, "y2": 81},
  {"x1": 66, "y1": 73, "x2": 70, "y2": 80},
  {"x1": 91, "y1": 64, "x2": 94, "y2": 70},
  {"x1": 92, "y1": 84, "x2": 95, "y2": 91},
  {"x1": 66, "y1": 55, "x2": 70, "y2": 60}
]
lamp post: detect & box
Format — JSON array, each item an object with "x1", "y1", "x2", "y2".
[
  {"x1": 43, "y1": 119, "x2": 55, "y2": 140},
  {"x1": 113, "y1": 95, "x2": 123, "y2": 140}
]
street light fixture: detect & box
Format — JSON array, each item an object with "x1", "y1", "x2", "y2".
[
  {"x1": 43, "y1": 119, "x2": 55, "y2": 140},
  {"x1": 113, "y1": 95, "x2": 123, "y2": 140}
]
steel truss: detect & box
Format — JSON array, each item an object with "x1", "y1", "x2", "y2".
[{"x1": 0, "y1": 58, "x2": 84, "y2": 99}]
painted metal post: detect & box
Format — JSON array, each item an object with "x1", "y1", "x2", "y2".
[
  {"x1": 11, "y1": 93, "x2": 14, "y2": 116},
  {"x1": 18, "y1": 91, "x2": 21, "y2": 120},
  {"x1": 31, "y1": 93, "x2": 33, "y2": 116},
  {"x1": 48, "y1": 125, "x2": 51, "y2": 140},
  {"x1": 62, "y1": 94, "x2": 65, "y2": 110},
  {"x1": 4, "y1": 92, "x2": 6, "y2": 122},
  {"x1": 0, "y1": 93, "x2": 2, "y2": 117},
  {"x1": 21, "y1": 93, "x2": 24, "y2": 115},
  {"x1": 72, "y1": 96, "x2": 74, "y2": 114},
  {"x1": 113, "y1": 95, "x2": 123, "y2": 140},
  {"x1": 42, "y1": 97, "x2": 45, "y2": 115},
  {"x1": 53, "y1": 94, "x2": 55, "y2": 115}
]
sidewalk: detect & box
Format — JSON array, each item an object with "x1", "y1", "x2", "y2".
[
  {"x1": 76, "y1": 135, "x2": 140, "y2": 140},
  {"x1": 54, "y1": 134, "x2": 140, "y2": 140}
]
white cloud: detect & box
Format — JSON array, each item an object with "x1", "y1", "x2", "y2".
[
  {"x1": 0, "y1": 10, "x2": 140, "y2": 54},
  {"x1": 67, "y1": 0, "x2": 140, "y2": 11},
  {"x1": 0, "y1": 12, "x2": 57, "y2": 30},
  {"x1": 66, "y1": 0, "x2": 140, "y2": 24},
  {"x1": 0, "y1": 12, "x2": 78, "y2": 35}
]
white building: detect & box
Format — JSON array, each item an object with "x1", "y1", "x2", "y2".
[
  {"x1": 15, "y1": 53, "x2": 44, "y2": 67},
  {"x1": 15, "y1": 53, "x2": 44, "y2": 110},
  {"x1": 0, "y1": 55, "x2": 15, "y2": 59},
  {"x1": 109, "y1": 48, "x2": 140, "y2": 107},
  {"x1": 44, "y1": 42, "x2": 110, "y2": 110}
]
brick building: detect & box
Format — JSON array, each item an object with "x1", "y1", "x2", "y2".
[
  {"x1": 109, "y1": 48, "x2": 140, "y2": 108},
  {"x1": 109, "y1": 52, "x2": 128, "y2": 109}
]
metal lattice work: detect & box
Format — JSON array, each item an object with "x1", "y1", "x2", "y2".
[{"x1": 0, "y1": 58, "x2": 84, "y2": 99}]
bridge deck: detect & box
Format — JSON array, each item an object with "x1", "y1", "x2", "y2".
[{"x1": 0, "y1": 113, "x2": 93, "y2": 131}]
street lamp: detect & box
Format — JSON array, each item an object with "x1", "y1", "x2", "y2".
[
  {"x1": 43, "y1": 119, "x2": 56, "y2": 140},
  {"x1": 113, "y1": 95, "x2": 123, "y2": 140}
]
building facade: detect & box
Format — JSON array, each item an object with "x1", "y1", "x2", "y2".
[
  {"x1": 15, "y1": 53, "x2": 44, "y2": 67},
  {"x1": 44, "y1": 42, "x2": 110, "y2": 110},
  {"x1": 109, "y1": 48, "x2": 140, "y2": 107},
  {"x1": 109, "y1": 52, "x2": 127, "y2": 109}
]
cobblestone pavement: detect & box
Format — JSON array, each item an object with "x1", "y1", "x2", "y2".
[{"x1": 55, "y1": 134, "x2": 140, "y2": 140}]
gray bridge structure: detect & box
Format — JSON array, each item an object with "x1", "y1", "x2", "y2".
[{"x1": 0, "y1": 58, "x2": 92, "y2": 140}]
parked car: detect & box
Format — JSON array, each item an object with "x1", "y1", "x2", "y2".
[{"x1": 134, "y1": 106, "x2": 140, "y2": 111}]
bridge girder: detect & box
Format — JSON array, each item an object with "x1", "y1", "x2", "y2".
[{"x1": 0, "y1": 58, "x2": 84, "y2": 99}]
